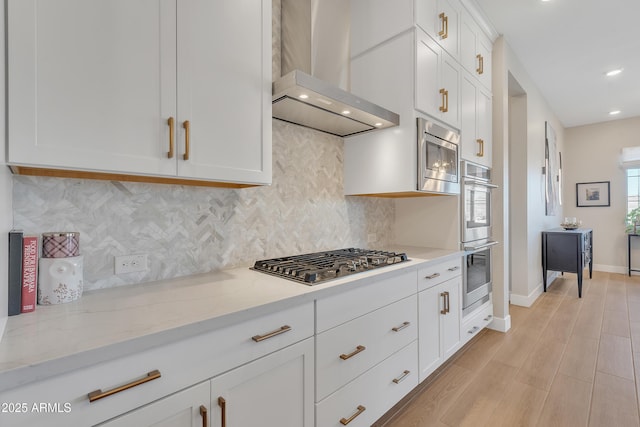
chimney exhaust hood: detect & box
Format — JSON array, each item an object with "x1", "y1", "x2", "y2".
[{"x1": 272, "y1": 0, "x2": 399, "y2": 138}]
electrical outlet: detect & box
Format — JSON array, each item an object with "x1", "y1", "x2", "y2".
[{"x1": 115, "y1": 254, "x2": 148, "y2": 274}]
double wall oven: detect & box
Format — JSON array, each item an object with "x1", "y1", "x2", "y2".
[{"x1": 461, "y1": 161, "x2": 498, "y2": 316}]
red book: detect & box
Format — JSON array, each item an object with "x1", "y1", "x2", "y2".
[{"x1": 21, "y1": 236, "x2": 38, "y2": 313}]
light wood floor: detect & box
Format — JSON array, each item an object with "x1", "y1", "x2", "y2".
[{"x1": 385, "y1": 271, "x2": 640, "y2": 427}]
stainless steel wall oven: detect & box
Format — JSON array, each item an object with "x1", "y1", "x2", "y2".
[{"x1": 461, "y1": 161, "x2": 497, "y2": 316}]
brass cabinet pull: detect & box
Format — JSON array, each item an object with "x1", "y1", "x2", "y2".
[
  {"x1": 340, "y1": 405, "x2": 366, "y2": 425},
  {"x1": 425, "y1": 272, "x2": 441, "y2": 280},
  {"x1": 392, "y1": 370, "x2": 411, "y2": 384},
  {"x1": 440, "y1": 291, "x2": 450, "y2": 314},
  {"x1": 88, "y1": 369, "x2": 161, "y2": 403},
  {"x1": 438, "y1": 13, "x2": 448, "y2": 39},
  {"x1": 447, "y1": 266, "x2": 460, "y2": 272},
  {"x1": 476, "y1": 54, "x2": 484, "y2": 74},
  {"x1": 439, "y1": 88, "x2": 449, "y2": 112},
  {"x1": 340, "y1": 345, "x2": 366, "y2": 360},
  {"x1": 167, "y1": 117, "x2": 175, "y2": 159},
  {"x1": 477, "y1": 139, "x2": 484, "y2": 157},
  {"x1": 199, "y1": 405, "x2": 208, "y2": 427},
  {"x1": 218, "y1": 397, "x2": 226, "y2": 427},
  {"x1": 251, "y1": 325, "x2": 291, "y2": 342},
  {"x1": 183, "y1": 120, "x2": 191, "y2": 161},
  {"x1": 392, "y1": 321, "x2": 411, "y2": 332}
]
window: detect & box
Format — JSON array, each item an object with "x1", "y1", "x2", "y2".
[{"x1": 627, "y1": 168, "x2": 640, "y2": 222}]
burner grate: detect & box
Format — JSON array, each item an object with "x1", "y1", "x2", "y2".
[{"x1": 252, "y1": 248, "x2": 408, "y2": 285}]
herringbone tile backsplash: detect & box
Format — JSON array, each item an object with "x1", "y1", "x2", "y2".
[
  {"x1": 12, "y1": 0, "x2": 396, "y2": 290},
  {"x1": 13, "y1": 120, "x2": 395, "y2": 290}
]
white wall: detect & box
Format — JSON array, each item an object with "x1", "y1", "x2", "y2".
[
  {"x1": 0, "y1": 4, "x2": 13, "y2": 338},
  {"x1": 394, "y1": 196, "x2": 460, "y2": 250},
  {"x1": 492, "y1": 37, "x2": 565, "y2": 308},
  {"x1": 563, "y1": 117, "x2": 640, "y2": 273}
]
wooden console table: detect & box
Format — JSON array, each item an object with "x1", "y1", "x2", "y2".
[{"x1": 541, "y1": 228, "x2": 593, "y2": 298}]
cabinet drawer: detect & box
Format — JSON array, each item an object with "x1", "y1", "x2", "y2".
[
  {"x1": 316, "y1": 269, "x2": 417, "y2": 333},
  {"x1": 418, "y1": 258, "x2": 462, "y2": 291},
  {"x1": 316, "y1": 295, "x2": 417, "y2": 400},
  {"x1": 0, "y1": 302, "x2": 314, "y2": 427},
  {"x1": 460, "y1": 301, "x2": 493, "y2": 346},
  {"x1": 316, "y1": 341, "x2": 418, "y2": 427}
]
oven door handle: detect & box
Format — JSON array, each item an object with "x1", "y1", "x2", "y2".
[
  {"x1": 464, "y1": 241, "x2": 499, "y2": 251},
  {"x1": 463, "y1": 179, "x2": 498, "y2": 189}
]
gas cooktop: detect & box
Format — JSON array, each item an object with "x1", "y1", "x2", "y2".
[{"x1": 251, "y1": 248, "x2": 409, "y2": 285}]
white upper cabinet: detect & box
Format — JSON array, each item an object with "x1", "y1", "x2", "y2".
[
  {"x1": 461, "y1": 72, "x2": 492, "y2": 167},
  {"x1": 416, "y1": 0, "x2": 461, "y2": 60},
  {"x1": 176, "y1": 0, "x2": 271, "y2": 184},
  {"x1": 460, "y1": 10, "x2": 492, "y2": 90},
  {"x1": 416, "y1": 32, "x2": 461, "y2": 130},
  {"x1": 6, "y1": 0, "x2": 271, "y2": 187}
]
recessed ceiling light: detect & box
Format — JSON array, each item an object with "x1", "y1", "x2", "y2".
[
  {"x1": 541, "y1": 0, "x2": 552, "y2": 2},
  {"x1": 342, "y1": 110, "x2": 351, "y2": 115},
  {"x1": 374, "y1": 122, "x2": 383, "y2": 127},
  {"x1": 605, "y1": 68, "x2": 624, "y2": 77},
  {"x1": 298, "y1": 94, "x2": 309, "y2": 99},
  {"x1": 609, "y1": 110, "x2": 621, "y2": 115}
]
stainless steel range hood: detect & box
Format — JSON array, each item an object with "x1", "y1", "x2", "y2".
[{"x1": 272, "y1": 0, "x2": 399, "y2": 138}]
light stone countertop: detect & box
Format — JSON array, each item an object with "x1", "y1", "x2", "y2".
[{"x1": 0, "y1": 246, "x2": 462, "y2": 393}]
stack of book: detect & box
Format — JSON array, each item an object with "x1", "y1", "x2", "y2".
[{"x1": 8, "y1": 230, "x2": 38, "y2": 316}]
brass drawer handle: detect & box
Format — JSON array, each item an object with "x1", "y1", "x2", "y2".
[
  {"x1": 252, "y1": 325, "x2": 291, "y2": 342},
  {"x1": 183, "y1": 120, "x2": 191, "y2": 161},
  {"x1": 439, "y1": 88, "x2": 449, "y2": 112},
  {"x1": 200, "y1": 405, "x2": 208, "y2": 427},
  {"x1": 88, "y1": 369, "x2": 161, "y2": 403},
  {"x1": 392, "y1": 370, "x2": 411, "y2": 384},
  {"x1": 476, "y1": 54, "x2": 484, "y2": 74},
  {"x1": 340, "y1": 345, "x2": 366, "y2": 360},
  {"x1": 392, "y1": 321, "x2": 411, "y2": 332},
  {"x1": 425, "y1": 272, "x2": 441, "y2": 280},
  {"x1": 440, "y1": 291, "x2": 450, "y2": 314},
  {"x1": 340, "y1": 405, "x2": 366, "y2": 425},
  {"x1": 477, "y1": 139, "x2": 484, "y2": 157},
  {"x1": 218, "y1": 397, "x2": 226, "y2": 427},
  {"x1": 438, "y1": 12, "x2": 448, "y2": 39},
  {"x1": 167, "y1": 117, "x2": 175, "y2": 159}
]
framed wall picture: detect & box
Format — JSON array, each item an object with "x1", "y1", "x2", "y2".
[{"x1": 576, "y1": 181, "x2": 610, "y2": 207}]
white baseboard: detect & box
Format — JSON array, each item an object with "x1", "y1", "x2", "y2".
[
  {"x1": 489, "y1": 314, "x2": 511, "y2": 333},
  {"x1": 593, "y1": 264, "x2": 627, "y2": 274},
  {"x1": 510, "y1": 283, "x2": 544, "y2": 307}
]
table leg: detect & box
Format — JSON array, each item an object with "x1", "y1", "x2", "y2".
[{"x1": 578, "y1": 270, "x2": 582, "y2": 298}]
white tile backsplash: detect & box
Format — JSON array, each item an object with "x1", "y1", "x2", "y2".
[{"x1": 13, "y1": 121, "x2": 395, "y2": 290}]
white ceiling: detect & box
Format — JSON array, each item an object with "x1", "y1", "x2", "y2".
[{"x1": 474, "y1": 0, "x2": 640, "y2": 128}]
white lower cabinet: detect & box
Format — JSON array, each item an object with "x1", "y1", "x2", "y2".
[
  {"x1": 210, "y1": 338, "x2": 314, "y2": 427},
  {"x1": 315, "y1": 269, "x2": 419, "y2": 426},
  {"x1": 98, "y1": 338, "x2": 314, "y2": 427},
  {"x1": 97, "y1": 382, "x2": 210, "y2": 427},
  {"x1": 316, "y1": 341, "x2": 418, "y2": 427},
  {"x1": 418, "y1": 263, "x2": 462, "y2": 382},
  {"x1": 460, "y1": 299, "x2": 494, "y2": 346},
  {"x1": 316, "y1": 295, "x2": 418, "y2": 401},
  {"x1": 0, "y1": 302, "x2": 314, "y2": 427}
]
